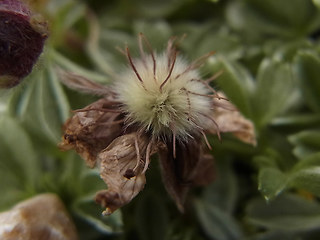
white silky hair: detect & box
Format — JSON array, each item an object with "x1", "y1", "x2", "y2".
[{"x1": 114, "y1": 53, "x2": 213, "y2": 141}]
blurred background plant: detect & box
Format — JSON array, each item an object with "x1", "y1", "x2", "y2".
[{"x1": 0, "y1": 0, "x2": 320, "y2": 239}]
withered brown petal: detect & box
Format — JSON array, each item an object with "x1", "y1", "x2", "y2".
[
  {"x1": 59, "y1": 98, "x2": 123, "y2": 168},
  {"x1": 0, "y1": 194, "x2": 78, "y2": 240},
  {"x1": 158, "y1": 139, "x2": 215, "y2": 212},
  {"x1": 96, "y1": 133, "x2": 155, "y2": 215},
  {"x1": 209, "y1": 94, "x2": 256, "y2": 145},
  {"x1": 191, "y1": 150, "x2": 216, "y2": 186}
]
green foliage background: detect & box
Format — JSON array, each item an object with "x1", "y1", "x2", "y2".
[{"x1": 1, "y1": 0, "x2": 320, "y2": 239}]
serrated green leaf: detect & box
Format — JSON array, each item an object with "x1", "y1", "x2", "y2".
[
  {"x1": 288, "y1": 152, "x2": 320, "y2": 196},
  {"x1": 258, "y1": 167, "x2": 288, "y2": 201},
  {"x1": 135, "y1": 193, "x2": 169, "y2": 240},
  {"x1": 254, "y1": 150, "x2": 293, "y2": 200},
  {"x1": 195, "y1": 200, "x2": 243, "y2": 240},
  {"x1": 256, "y1": 151, "x2": 320, "y2": 200},
  {"x1": 295, "y1": 51, "x2": 320, "y2": 112},
  {"x1": 291, "y1": 167, "x2": 320, "y2": 197},
  {"x1": 246, "y1": 193, "x2": 320, "y2": 231},
  {"x1": 251, "y1": 58, "x2": 295, "y2": 128}
]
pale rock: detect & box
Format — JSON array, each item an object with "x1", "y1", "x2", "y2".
[{"x1": 0, "y1": 193, "x2": 78, "y2": 240}]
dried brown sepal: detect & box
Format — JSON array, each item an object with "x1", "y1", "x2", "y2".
[
  {"x1": 158, "y1": 138, "x2": 215, "y2": 212},
  {"x1": 96, "y1": 133, "x2": 157, "y2": 215},
  {"x1": 59, "y1": 98, "x2": 123, "y2": 168},
  {"x1": 191, "y1": 150, "x2": 216, "y2": 186},
  {"x1": 58, "y1": 71, "x2": 111, "y2": 96},
  {"x1": 209, "y1": 93, "x2": 256, "y2": 146},
  {"x1": 0, "y1": 194, "x2": 78, "y2": 240}
]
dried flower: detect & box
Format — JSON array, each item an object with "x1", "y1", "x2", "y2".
[
  {"x1": 59, "y1": 34, "x2": 256, "y2": 215},
  {"x1": 0, "y1": 0, "x2": 48, "y2": 88}
]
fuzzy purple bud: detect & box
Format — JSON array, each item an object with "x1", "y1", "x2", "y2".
[{"x1": 0, "y1": 0, "x2": 48, "y2": 88}]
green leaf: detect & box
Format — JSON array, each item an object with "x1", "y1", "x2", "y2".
[
  {"x1": 246, "y1": 193, "x2": 320, "y2": 231},
  {"x1": 49, "y1": 1, "x2": 86, "y2": 47},
  {"x1": 251, "y1": 231, "x2": 298, "y2": 240},
  {"x1": 165, "y1": 223, "x2": 200, "y2": 240},
  {"x1": 56, "y1": 153, "x2": 106, "y2": 199},
  {"x1": 8, "y1": 63, "x2": 70, "y2": 143},
  {"x1": 133, "y1": 21, "x2": 173, "y2": 49},
  {"x1": 292, "y1": 152, "x2": 320, "y2": 170},
  {"x1": 313, "y1": 0, "x2": 320, "y2": 9},
  {"x1": 73, "y1": 196, "x2": 123, "y2": 234},
  {"x1": 289, "y1": 130, "x2": 320, "y2": 158},
  {"x1": 195, "y1": 200, "x2": 243, "y2": 240},
  {"x1": 254, "y1": 151, "x2": 293, "y2": 200},
  {"x1": 135, "y1": 193, "x2": 169, "y2": 240},
  {"x1": 295, "y1": 51, "x2": 320, "y2": 112},
  {"x1": 52, "y1": 50, "x2": 108, "y2": 83},
  {"x1": 288, "y1": 153, "x2": 320, "y2": 196},
  {"x1": 291, "y1": 167, "x2": 320, "y2": 197},
  {"x1": 251, "y1": 58, "x2": 295, "y2": 128},
  {"x1": 127, "y1": 0, "x2": 185, "y2": 18},
  {"x1": 203, "y1": 159, "x2": 238, "y2": 213},
  {"x1": 258, "y1": 168, "x2": 288, "y2": 201},
  {"x1": 246, "y1": 0, "x2": 317, "y2": 30},
  {"x1": 270, "y1": 39, "x2": 313, "y2": 62},
  {"x1": 256, "y1": 151, "x2": 320, "y2": 200},
  {"x1": 0, "y1": 116, "x2": 39, "y2": 185},
  {"x1": 226, "y1": 1, "x2": 292, "y2": 40},
  {"x1": 207, "y1": 55, "x2": 254, "y2": 117},
  {"x1": 0, "y1": 115, "x2": 40, "y2": 208},
  {"x1": 271, "y1": 114, "x2": 320, "y2": 129},
  {"x1": 38, "y1": 66, "x2": 70, "y2": 141},
  {"x1": 173, "y1": 23, "x2": 244, "y2": 60},
  {"x1": 226, "y1": 0, "x2": 319, "y2": 40},
  {"x1": 78, "y1": 169, "x2": 107, "y2": 197}
]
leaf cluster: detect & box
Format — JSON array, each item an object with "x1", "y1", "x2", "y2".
[{"x1": 1, "y1": 0, "x2": 320, "y2": 239}]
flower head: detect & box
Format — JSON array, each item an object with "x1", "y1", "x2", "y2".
[
  {"x1": 59, "y1": 34, "x2": 256, "y2": 215},
  {"x1": 0, "y1": 0, "x2": 48, "y2": 88},
  {"x1": 115, "y1": 40, "x2": 213, "y2": 142}
]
